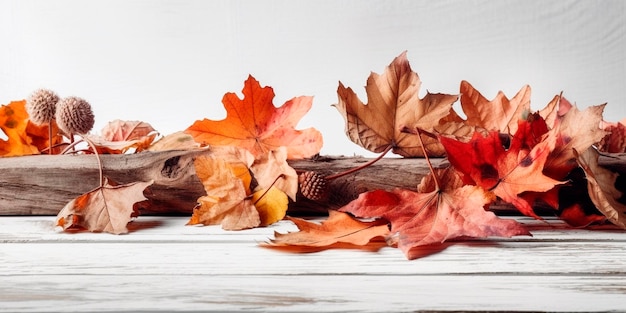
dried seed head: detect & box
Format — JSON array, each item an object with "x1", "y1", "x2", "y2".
[
  {"x1": 298, "y1": 171, "x2": 330, "y2": 202},
  {"x1": 26, "y1": 89, "x2": 60, "y2": 125},
  {"x1": 56, "y1": 96, "x2": 95, "y2": 135}
]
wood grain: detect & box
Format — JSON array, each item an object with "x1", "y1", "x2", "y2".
[
  {"x1": 1, "y1": 216, "x2": 625, "y2": 312},
  {"x1": 1, "y1": 151, "x2": 624, "y2": 215}
]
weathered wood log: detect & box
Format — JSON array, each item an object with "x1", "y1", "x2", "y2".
[{"x1": 1, "y1": 151, "x2": 625, "y2": 215}]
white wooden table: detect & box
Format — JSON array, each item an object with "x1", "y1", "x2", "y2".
[{"x1": 1, "y1": 215, "x2": 625, "y2": 312}]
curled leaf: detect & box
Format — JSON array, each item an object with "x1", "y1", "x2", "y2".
[
  {"x1": 264, "y1": 210, "x2": 390, "y2": 251},
  {"x1": 576, "y1": 148, "x2": 625, "y2": 229},
  {"x1": 56, "y1": 179, "x2": 154, "y2": 234},
  {"x1": 86, "y1": 120, "x2": 158, "y2": 154}
]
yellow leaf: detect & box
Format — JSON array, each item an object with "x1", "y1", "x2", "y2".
[{"x1": 252, "y1": 186, "x2": 289, "y2": 226}]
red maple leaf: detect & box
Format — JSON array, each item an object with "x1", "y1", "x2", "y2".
[
  {"x1": 439, "y1": 119, "x2": 564, "y2": 218},
  {"x1": 340, "y1": 186, "x2": 529, "y2": 260}
]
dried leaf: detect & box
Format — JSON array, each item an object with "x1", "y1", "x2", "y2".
[
  {"x1": 188, "y1": 153, "x2": 259, "y2": 230},
  {"x1": 185, "y1": 75, "x2": 323, "y2": 159},
  {"x1": 252, "y1": 186, "x2": 289, "y2": 226},
  {"x1": 598, "y1": 118, "x2": 626, "y2": 153},
  {"x1": 341, "y1": 186, "x2": 529, "y2": 260},
  {"x1": 459, "y1": 80, "x2": 531, "y2": 135},
  {"x1": 576, "y1": 148, "x2": 626, "y2": 229},
  {"x1": 86, "y1": 120, "x2": 158, "y2": 154},
  {"x1": 250, "y1": 147, "x2": 298, "y2": 200},
  {"x1": 544, "y1": 103, "x2": 607, "y2": 180},
  {"x1": 56, "y1": 180, "x2": 153, "y2": 234},
  {"x1": 265, "y1": 210, "x2": 390, "y2": 251},
  {"x1": 148, "y1": 131, "x2": 200, "y2": 151},
  {"x1": 333, "y1": 51, "x2": 459, "y2": 157}
]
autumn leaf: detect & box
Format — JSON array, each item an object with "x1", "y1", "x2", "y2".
[
  {"x1": 598, "y1": 118, "x2": 626, "y2": 153},
  {"x1": 56, "y1": 179, "x2": 154, "y2": 234},
  {"x1": 264, "y1": 210, "x2": 390, "y2": 252},
  {"x1": 439, "y1": 124, "x2": 564, "y2": 219},
  {"x1": 185, "y1": 75, "x2": 323, "y2": 159},
  {"x1": 340, "y1": 186, "x2": 530, "y2": 260},
  {"x1": 148, "y1": 131, "x2": 200, "y2": 151},
  {"x1": 25, "y1": 119, "x2": 63, "y2": 154},
  {"x1": 86, "y1": 120, "x2": 158, "y2": 154},
  {"x1": 333, "y1": 51, "x2": 460, "y2": 157},
  {"x1": 556, "y1": 167, "x2": 606, "y2": 227},
  {"x1": 188, "y1": 152, "x2": 260, "y2": 230},
  {"x1": 0, "y1": 100, "x2": 40, "y2": 156},
  {"x1": 576, "y1": 148, "x2": 626, "y2": 229},
  {"x1": 544, "y1": 103, "x2": 607, "y2": 180},
  {"x1": 459, "y1": 80, "x2": 531, "y2": 135},
  {"x1": 249, "y1": 147, "x2": 298, "y2": 200},
  {"x1": 252, "y1": 186, "x2": 289, "y2": 226},
  {"x1": 188, "y1": 147, "x2": 291, "y2": 229}
]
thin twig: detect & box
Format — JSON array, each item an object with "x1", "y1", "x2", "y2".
[{"x1": 325, "y1": 145, "x2": 393, "y2": 180}]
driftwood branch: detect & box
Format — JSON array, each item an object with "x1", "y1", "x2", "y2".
[{"x1": 1, "y1": 151, "x2": 625, "y2": 215}]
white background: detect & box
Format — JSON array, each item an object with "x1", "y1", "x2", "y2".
[{"x1": 1, "y1": 0, "x2": 624, "y2": 156}]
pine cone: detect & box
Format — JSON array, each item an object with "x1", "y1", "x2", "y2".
[{"x1": 298, "y1": 171, "x2": 330, "y2": 202}]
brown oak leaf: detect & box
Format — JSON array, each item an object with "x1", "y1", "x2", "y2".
[
  {"x1": 334, "y1": 51, "x2": 460, "y2": 157},
  {"x1": 56, "y1": 179, "x2": 153, "y2": 234},
  {"x1": 264, "y1": 210, "x2": 390, "y2": 252},
  {"x1": 185, "y1": 75, "x2": 323, "y2": 159}
]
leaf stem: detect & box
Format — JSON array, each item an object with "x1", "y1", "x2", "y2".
[
  {"x1": 61, "y1": 137, "x2": 104, "y2": 187},
  {"x1": 325, "y1": 145, "x2": 392, "y2": 181},
  {"x1": 48, "y1": 121, "x2": 53, "y2": 155},
  {"x1": 252, "y1": 174, "x2": 286, "y2": 205},
  {"x1": 414, "y1": 127, "x2": 440, "y2": 191}
]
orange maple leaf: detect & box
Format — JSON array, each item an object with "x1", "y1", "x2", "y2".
[
  {"x1": 334, "y1": 51, "x2": 461, "y2": 157},
  {"x1": 340, "y1": 186, "x2": 530, "y2": 260},
  {"x1": 459, "y1": 80, "x2": 531, "y2": 135},
  {"x1": 264, "y1": 210, "x2": 390, "y2": 252},
  {"x1": 185, "y1": 75, "x2": 323, "y2": 159},
  {"x1": 56, "y1": 179, "x2": 153, "y2": 234},
  {"x1": 0, "y1": 100, "x2": 41, "y2": 156}
]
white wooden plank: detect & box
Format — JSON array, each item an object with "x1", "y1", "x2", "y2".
[
  {"x1": 2, "y1": 240, "x2": 626, "y2": 276},
  {"x1": 1, "y1": 274, "x2": 625, "y2": 312},
  {"x1": 1, "y1": 216, "x2": 626, "y2": 312},
  {"x1": 1, "y1": 216, "x2": 625, "y2": 242}
]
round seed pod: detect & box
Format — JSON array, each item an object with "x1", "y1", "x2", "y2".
[
  {"x1": 56, "y1": 96, "x2": 95, "y2": 135},
  {"x1": 26, "y1": 89, "x2": 60, "y2": 125},
  {"x1": 298, "y1": 171, "x2": 330, "y2": 202}
]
